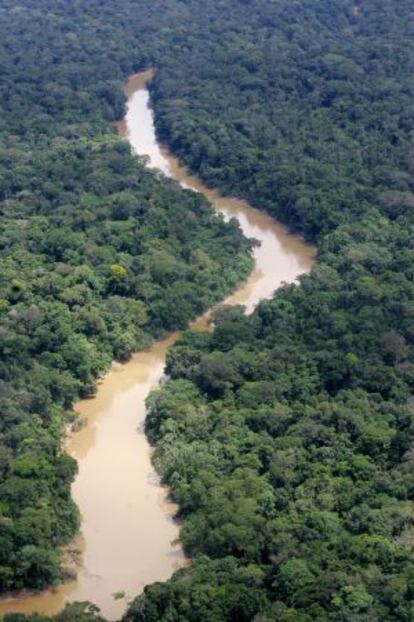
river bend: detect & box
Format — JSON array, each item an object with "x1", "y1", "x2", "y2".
[{"x1": 0, "y1": 70, "x2": 315, "y2": 620}]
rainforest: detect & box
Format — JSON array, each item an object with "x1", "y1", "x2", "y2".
[{"x1": 1, "y1": 0, "x2": 414, "y2": 620}]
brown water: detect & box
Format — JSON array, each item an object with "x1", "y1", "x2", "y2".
[{"x1": 0, "y1": 70, "x2": 315, "y2": 621}]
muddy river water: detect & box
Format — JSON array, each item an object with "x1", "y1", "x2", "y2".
[{"x1": 0, "y1": 70, "x2": 315, "y2": 620}]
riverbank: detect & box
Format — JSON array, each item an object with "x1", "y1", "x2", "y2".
[{"x1": 0, "y1": 72, "x2": 314, "y2": 621}]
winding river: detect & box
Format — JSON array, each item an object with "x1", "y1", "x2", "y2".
[{"x1": 0, "y1": 70, "x2": 315, "y2": 621}]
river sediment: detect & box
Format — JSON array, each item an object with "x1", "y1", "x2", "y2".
[{"x1": 0, "y1": 70, "x2": 314, "y2": 621}]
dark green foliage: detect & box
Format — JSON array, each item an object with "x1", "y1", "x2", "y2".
[
  {"x1": 4, "y1": 602, "x2": 106, "y2": 622},
  {"x1": 126, "y1": 0, "x2": 414, "y2": 620},
  {"x1": 150, "y1": 0, "x2": 414, "y2": 242},
  {"x1": 0, "y1": 0, "x2": 252, "y2": 592},
  {"x1": 124, "y1": 557, "x2": 268, "y2": 622},
  {"x1": 2, "y1": 0, "x2": 414, "y2": 618}
]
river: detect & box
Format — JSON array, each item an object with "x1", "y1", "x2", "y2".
[{"x1": 0, "y1": 70, "x2": 315, "y2": 621}]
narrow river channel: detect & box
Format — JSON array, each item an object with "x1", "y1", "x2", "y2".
[{"x1": 0, "y1": 70, "x2": 315, "y2": 621}]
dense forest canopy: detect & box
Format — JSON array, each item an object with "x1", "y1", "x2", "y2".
[
  {"x1": 2, "y1": 0, "x2": 414, "y2": 620},
  {"x1": 0, "y1": 0, "x2": 253, "y2": 593}
]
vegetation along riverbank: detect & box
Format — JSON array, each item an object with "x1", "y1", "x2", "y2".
[{"x1": 1, "y1": 0, "x2": 414, "y2": 620}]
